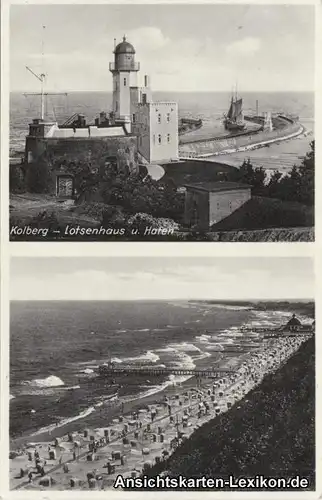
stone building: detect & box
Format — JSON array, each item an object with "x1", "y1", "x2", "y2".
[
  {"x1": 24, "y1": 123, "x2": 137, "y2": 198},
  {"x1": 133, "y1": 101, "x2": 179, "y2": 164},
  {"x1": 184, "y1": 181, "x2": 252, "y2": 230}
]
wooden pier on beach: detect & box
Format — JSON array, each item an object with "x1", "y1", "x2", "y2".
[{"x1": 98, "y1": 367, "x2": 234, "y2": 378}]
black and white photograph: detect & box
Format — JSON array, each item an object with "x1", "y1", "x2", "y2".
[
  {"x1": 9, "y1": 256, "x2": 315, "y2": 491},
  {"x1": 8, "y1": 3, "x2": 315, "y2": 241}
]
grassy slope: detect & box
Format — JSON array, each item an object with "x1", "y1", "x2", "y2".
[
  {"x1": 212, "y1": 196, "x2": 314, "y2": 231},
  {"x1": 144, "y1": 338, "x2": 315, "y2": 490}
]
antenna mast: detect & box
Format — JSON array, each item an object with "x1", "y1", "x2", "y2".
[{"x1": 24, "y1": 25, "x2": 67, "y2": 121}]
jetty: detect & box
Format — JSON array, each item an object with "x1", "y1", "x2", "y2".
[{"x1": 98, "y1": 367, "x2": 234, "y2": 378}]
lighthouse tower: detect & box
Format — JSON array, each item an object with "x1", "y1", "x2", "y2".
[{"x1": 109, "y1": 36, "x2": 140, "y2": 125}]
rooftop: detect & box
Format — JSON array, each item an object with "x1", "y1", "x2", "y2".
[
  {"x1": 184, "y1": 181, "x2": 252, "y2": 193},
  {"x1": 114, "y1": 36, "x2": 135, "y2": 55}
]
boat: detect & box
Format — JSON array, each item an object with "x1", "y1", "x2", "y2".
[{"x1": 223, "y1": 92, "x2": 246, "y2": 132}]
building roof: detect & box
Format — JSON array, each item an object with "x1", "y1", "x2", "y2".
[
  {"x1": 285, "y1": 314, "x2": 302, "y2": 327},
  {"x1": 184, "y1": 181, "x2": 252, "y2": 193},
  {"x1": 114, "y1": 36, "x2": 135, "y2": 55}
]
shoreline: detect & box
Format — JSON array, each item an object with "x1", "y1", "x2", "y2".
[
  {"x1": 10, "y1": 327, "x2": 313, "y2": 490},
  {"x1": 10, "y1": 351, "x2": 241, "y2": 450}
]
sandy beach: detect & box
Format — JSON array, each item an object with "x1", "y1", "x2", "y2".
[{"x1": 10, "y1": 330, "x2": 312, "y2": 491}]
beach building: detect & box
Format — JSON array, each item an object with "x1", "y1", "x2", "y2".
[{"x1": 184, "y1": 181, "x2": 252, "y2": 230}]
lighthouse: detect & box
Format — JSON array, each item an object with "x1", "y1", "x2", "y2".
[{"x1": 109, "y1": 36, "x2": 140, "y2": 125}]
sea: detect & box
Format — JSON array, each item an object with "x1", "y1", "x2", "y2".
[
  {"x1": 10, "y1": 91, "x2": 314, "y2": 172},
  {"x1": 10, "y1": 300, "x2": 309, "y2": 441}
]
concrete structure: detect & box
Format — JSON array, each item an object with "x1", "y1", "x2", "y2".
[
  {"x1": 25, "y1": 119, "x2": 129, "y2": 164},
  {"x1": 133, "y1": 101, "x2": 179, "y2": 164},
  {"x1": 24, "y1": 123, "x2": 138, "y2": 198},
  {"x1": 184, "y1": 182, "x2": 252, "y2": 230}
]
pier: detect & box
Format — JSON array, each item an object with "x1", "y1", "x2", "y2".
[{"x1": 98, "y1": 367, "x2": 234, "y2": 378}]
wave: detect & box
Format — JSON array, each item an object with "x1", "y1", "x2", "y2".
[
  {"x1": 23, "y1": 375, "x2": 65, "y2": 388},
  {"x1": 111, "y1": 350, "x2": 160, "y2": 365},
  {"x1": 82, "y1": 368, "x2": 94, "y2": 375},
  {"x1": 28, "y1": 406, "x2": 96, "y2": 438},
  {"x1": 168, "y1": 342, "x2": 202, "y2": 353},
  {"x1": 10, "y1": 394, "x2": 15, "y2": 400}
]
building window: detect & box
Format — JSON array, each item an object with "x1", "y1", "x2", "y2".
[
  {"x1": 153, "y1": 134, "x2": 156, "y2": 145},
  {"x1": 158, "y1": 134, "x2": 162, "y2": 144},
  {"x1": 158, "y1": 114, "x2": 161, "y2": 124},
  {"x1": 124, "y1": 78, "x2": 127, "y2": 86},
  {"x1": 132, "y1": 113, "x2": 136, "y2": 123},
  {"x1": 167, "y1": 133, "x2": 170, "y2": 143},
  {"x1": 142, "y1": 93, "x2": 147, "y2": 104},
  {"x1": 167, "y1": 113, "x2": 170, "y2": 122},
  {"x1": 115, "y1": 101, "x2": 118, "y2": 112}
]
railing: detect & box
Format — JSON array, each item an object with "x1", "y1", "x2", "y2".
[{"x1": 109, "y1": 62, "x2": 140, "y2": 71}]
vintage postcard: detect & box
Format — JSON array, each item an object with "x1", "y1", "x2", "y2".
[
  {"x1": 7, "y1": 3, "x2": 315, "y2": 242},
  {"x1": 8, "y1": 256, "x2": 315, "y2": 492}
]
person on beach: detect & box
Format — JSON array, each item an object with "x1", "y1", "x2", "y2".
[{"x1": 28, "y1": 471, "x2": 33, "y2": 483}]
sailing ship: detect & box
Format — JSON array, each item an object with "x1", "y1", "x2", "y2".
[{"x1": 223, "y1": 91, "x2": 246, "y2": 132}]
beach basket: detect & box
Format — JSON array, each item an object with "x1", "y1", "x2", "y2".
[
  {"x1": 39, "y1": 476, "x2": 51, "y2": 487},
  {"x1": 88, "y1": 478, "x2": 96, "y2": 489}
]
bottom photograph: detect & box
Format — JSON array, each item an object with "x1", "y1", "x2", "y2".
[{"x1": 9, "y1": 256, "x2": 315, "y2": 491}]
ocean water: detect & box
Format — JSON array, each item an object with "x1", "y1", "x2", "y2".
[
  {"x1": 9, "y1": 91, "x2": 314, "y2": 169},
  {"x1": 10, "y1": 300, "x2": 304, "y2": 440}
]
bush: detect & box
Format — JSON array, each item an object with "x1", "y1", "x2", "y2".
[{"x1": 9, "y1": 165, "x2": 26, "y2": 193}]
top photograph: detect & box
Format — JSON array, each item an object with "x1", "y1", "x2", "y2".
[{"x1": 8, "y1": 4, "x2": 315, "y2": 242}]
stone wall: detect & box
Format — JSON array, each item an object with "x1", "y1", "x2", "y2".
[
  {"x1": 179, "y1": 122, "x2": 302, "y2": 156},
  {"x1": 21, "y1": 135, "x2": 138, "y2": 195}
]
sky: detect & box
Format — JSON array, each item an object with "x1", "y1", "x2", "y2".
[
  {"x1": 10, "y1": 257, "x2": 314, "y2": 301},
  {"x1": 9, "y1": 4, "x2": 315, "y2": 92}
]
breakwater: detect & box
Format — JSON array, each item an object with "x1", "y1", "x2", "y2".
[
  {"x1": 179, "y1": 117, "x2": 203, "y2": 136},
  {"x1": 179, "y1": 121, "x2": 304, "y2": 158}
]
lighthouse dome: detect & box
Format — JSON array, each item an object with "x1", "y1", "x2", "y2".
[{"x1": 114, "y1": 36, "x2": 135, "y2": 55}]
